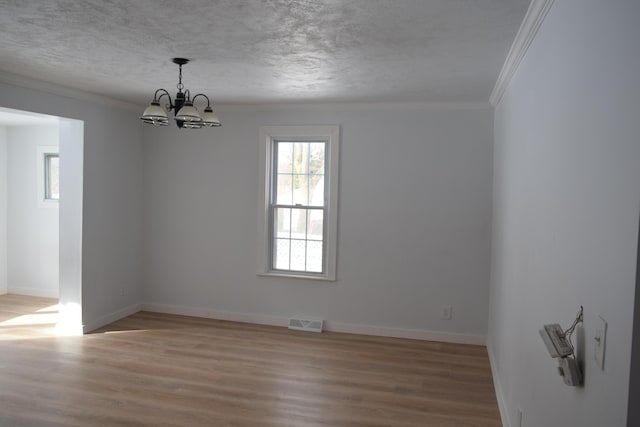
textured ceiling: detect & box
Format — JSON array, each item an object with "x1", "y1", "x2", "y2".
[{"x1": 0, "y1": 0, "x2": 530, "y2": 106}]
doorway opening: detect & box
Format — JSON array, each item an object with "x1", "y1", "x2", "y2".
[{"x1": 0, "y1": 107, "x2": 84, "y2": 336}]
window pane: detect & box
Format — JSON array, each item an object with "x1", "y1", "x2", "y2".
[
  {"x1": 309, "y1": 175, "x2": 324, "y2": 207},
  {"x1": 306, "y1": 240, "x2": 323, "y2": 273},
  {"x1": 274, "y1": 208, "x2": 291, "y2": 238},
  {"x1": 290, "y1": 208, "x2": 308, "y2": 239},
  {"x1": 290, "y1": 239, "x2": 306, "y2": 271},
  {"x1": 274, "y1": 238, "x2": 290, "y2": 270},
  {"x1": 292, "y1": 175, "x2": 308, "y2": 205},
  {"x1": 276, "y1": 174, "x2": 293, "y2": 205},
  {"x1": 309, "y1": 143, "x2": 325, "y2": 174},
  {"x1": 307, "y1": 210, "x2": 323, "y2": 240},
  {"x1": 49, "y1": 156, "x2": 60, "y2": 199},
  {"x1": 277, "y1": 142, "x2": 293, "y2": 173},
  {"x1": 46, "y1": 154, "x2": 60, "y2": 200},
  {"x1": 293, "y1": 142, "x2": 309, "y2": 175}
]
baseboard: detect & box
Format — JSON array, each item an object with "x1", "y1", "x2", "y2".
[
  {"x1": 8, "y1": 286, "x2": 58, "y2": 299},
  {"x1": 141, "y1": 302, "x2": 486, "y2": 346},
  {"x1": 487, "y1": 341, "x2": 510, "y2": 427},
  {"x1": 141, "y1": 303, "x2": 288, "y2": 327},
  {"x1": 83, "y1": 303, "x2": 142, "y2": 334},
  {"x1": 324, "y1": 321, "x2": 487, "y2": 345}
]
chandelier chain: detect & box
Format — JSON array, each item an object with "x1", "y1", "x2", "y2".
[{"x1": 177, "y1": 64, "x2": 184, "y2": 92}]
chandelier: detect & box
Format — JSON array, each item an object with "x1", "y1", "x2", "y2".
[{"x1": 140, "y1": 58, "x2": 221, "y2": 129}]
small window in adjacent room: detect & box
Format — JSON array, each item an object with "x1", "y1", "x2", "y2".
[
  {"x1": 37, "y1": 146, "x2": 59, "y2": 206},
  {"x1": 258, "y1": 126, "x2": 340, "y2": 280},
  {"x1": 44, "y1": 153, "x2": 60, "y2": 200}
]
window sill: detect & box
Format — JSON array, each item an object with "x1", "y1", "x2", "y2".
[
  {"x1": 257, "y1": 272, "x2": 335, "y2": 282},
  {"x1": 38, "y1": 199, "x2": 59, "y2": 209}
]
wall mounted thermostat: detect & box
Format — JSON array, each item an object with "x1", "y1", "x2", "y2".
[
  {"x1": 539, "y1": 323, "x2": 573, "y2": 358},
  {"x1": 539, "y1": 306, "x2": 583, "y2": 387}
]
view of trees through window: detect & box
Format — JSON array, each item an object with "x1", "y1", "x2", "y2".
[{"x1": 273, "y1": 141, "x2": 326, "y2": 273}]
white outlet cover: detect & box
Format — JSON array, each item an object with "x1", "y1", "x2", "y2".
[
  {"x1": 594, "y1": 315, "x2": 607, "y2": 370},
  {"x1": 441, "y1": 305, "x2": 452, "y2": 320}
]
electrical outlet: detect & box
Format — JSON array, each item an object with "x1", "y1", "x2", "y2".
[
  {"x1": 441, "y1": 305, "x2": 452, "y2": 320},
  {"x1": 594, "y1": 315, "x2": 607, "y2": 370},
  {"x1": 120, "y1": 287, "x2": 125, "y2": 296}
]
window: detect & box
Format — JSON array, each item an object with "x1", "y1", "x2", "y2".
[
  {"x1": 44, "y1": 153, "x2": 60, "y2": 200},
  {"x1": 37, "y1": 146, "x2": 59, "y2": 206},
  {"x1": 258, "y1": 126, "x2": 340, "y2": 280}
]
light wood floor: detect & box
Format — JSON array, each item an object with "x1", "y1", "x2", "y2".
[{"x1": 0, "y1": 294, "x2": 501, "y2": 426}]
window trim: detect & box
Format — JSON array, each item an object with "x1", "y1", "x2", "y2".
[
  {"x1": 257, "y1": 125, "x2": 340, "y2": 281},
  {"x1": 36, "y1": 146, "x2": 59, "y2": 207}
]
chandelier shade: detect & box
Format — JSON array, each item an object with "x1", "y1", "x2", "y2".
[
  {"x1": 140, "y1": 58, "x2": 220, "y2": 129},
  {"x1": 201, "y1": 106, "x2": 221, "y2": 127},
  {"x1": 183, "y1": 122, "x2": 203, "y2": 129},
  {"x1": 175, "y1": 101, "x2": 202, "y2": 122},
  {"x1": 140, "y1": 101, "x2": 169, "y2": 124}
]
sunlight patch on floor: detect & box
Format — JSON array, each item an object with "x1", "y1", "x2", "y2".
[
  {"x1": 0, "y1": 300, "x2": 59, "y2": 340},
  {"x1": 0, "y1": 311, "x2": 58, "y2": 327},
  {"x1": 36, "y1": 304, "x2": 60, "y2": 313}
]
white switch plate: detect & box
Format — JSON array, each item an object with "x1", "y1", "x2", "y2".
[{"x1": 594, "y1": 315, "x2": 607, "y2": 370}]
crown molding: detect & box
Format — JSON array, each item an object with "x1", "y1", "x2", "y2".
[
  {"x1": 489, "y1": 0, "x2": 555, "y2": 106},
  {"x1": 213, "y1": 101, "x2": 491, "y2": 112},
  {"x1": 0, "y1": 70, "x2": 491, "y2": 114},
  {"x1": 0, "y1": 70, "x2": 140, "y2": 112}
]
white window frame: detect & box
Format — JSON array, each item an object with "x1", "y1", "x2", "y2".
[
  {"x1": 37, "y1": 146, "x2": 59, "y2": 208},
  {"x1": 257, "y1": 125, "x2": 340, "y2": 281}
]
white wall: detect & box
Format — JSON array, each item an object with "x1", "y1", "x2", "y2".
[
  {"x1": 0, "y1": 79, "x2": 144, "y2": 331},
  {"x1": 57, "y1": 118, "x2": 84, "y2": 333},
  {"x1": 6, "y1": 125, "x2": 59, "y2": 298},
  {"x1": 0, "y1": 75, "x2": 492, "y2": 340},
  {"x1": 489, "y1": 1, "x2": 640, "y2": 426},
  {"x1": 142, "y1": 106, "x2": 494, "y2": 340},
  {"x1": 0, "y1": 126, "x2": 6, "y2": 294}
]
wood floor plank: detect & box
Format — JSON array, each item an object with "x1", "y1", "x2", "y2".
[{"x1": 0, "y1": 295, "x2": 501, "y2": 426}]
